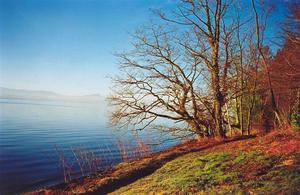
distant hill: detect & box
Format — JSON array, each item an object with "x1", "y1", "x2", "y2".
[{"x1": 0, "y1": 87, "x2": 105, "y2": 103}]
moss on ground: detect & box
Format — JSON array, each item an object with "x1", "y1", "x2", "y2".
[{"x1": 111, "y1": 150, "x2": 300, "y2": 194}]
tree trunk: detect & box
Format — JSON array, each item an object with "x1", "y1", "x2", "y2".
[
  {"x1": 235, "y1": 97, "x2": 240, "y2": 127},
  {"x1": 240, "y1": 96, "x2": 244, "y2": 135},
  {"x1": 212, "y1": 70, "x2": 226, "y2": 138},
  {"x1": 246, "y1": 108, "x2": 252, "y2": 135},
  {"x1": 225, "y1": 103, "x2": 232, "y2": 137},
  {"x1": 251, "y1": 0, "x2": 283, "y2": 127}
]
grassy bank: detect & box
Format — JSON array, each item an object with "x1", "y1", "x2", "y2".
[
  {"x1": 113, "y1": 133, "x2": 300, "y2": 194},
  {"x1": 28, "y1": 128, "x2": 300, "y2": 194}
]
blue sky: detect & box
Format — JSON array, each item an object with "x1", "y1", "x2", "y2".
[
  {"x1": 0, "y1": 0, "x2": 288, "y2": 96},
  {"x1": 0, "y1": 0, "x2": 175, "y2": 95}
]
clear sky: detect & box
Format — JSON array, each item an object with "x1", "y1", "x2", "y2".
[
  {"x1": 0, "y1": 0, "x2": 175, "y2": 96},
  {"x1": 0, "y1": 0, "x2": 288, "y2": 96}
]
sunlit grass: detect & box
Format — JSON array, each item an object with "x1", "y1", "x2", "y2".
[{"x1": 112, "y1": 150, "x2": 300, "y2": 194}]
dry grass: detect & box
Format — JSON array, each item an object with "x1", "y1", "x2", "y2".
[{"x1": 25, "y1": 128, "x2": 300, "y2": 194}]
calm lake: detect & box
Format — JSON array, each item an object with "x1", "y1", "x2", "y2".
[{"x1": 0, "y1": 99, "x2": 177, "y2": 194}]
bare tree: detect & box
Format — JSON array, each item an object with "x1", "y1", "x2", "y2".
[
  {"x1": 283, "y1": 1, "x2": 300, "y2": 45},
  {"x1": 109, "y1": 0, "x2": 257, "y2": 139},
  {"x1": 109, "y1": 25, "x2": 213, "y2": 138},
  {"x1": 251, "y1": 0, "x2": 284, "y2": 127}
]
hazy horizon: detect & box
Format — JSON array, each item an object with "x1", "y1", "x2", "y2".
[
  {"x1": 0, "y1": 0, "x2": 176, "y2": 96},
  {"x1": 0, "y1": 0, "x2": 288, "y2": 96},
  {"x1": 0, "y1": 86, "x2": 103, "y2": 97}
]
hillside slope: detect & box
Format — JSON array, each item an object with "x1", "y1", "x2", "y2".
[
  {"x1": 29, "y1": 128, "x2": 300, "y2": 194},
  {"x1": 112, "y1": 129, "x2": 300, "y2": 194}
]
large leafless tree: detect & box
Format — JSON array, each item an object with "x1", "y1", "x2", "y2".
[{"x1": 108, "y1": 0, "x2": 277, "y2": 138}]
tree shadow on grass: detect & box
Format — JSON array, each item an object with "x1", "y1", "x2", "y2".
[{"x1": 87, "y1": 135, "x2": 256, "y2": 194}]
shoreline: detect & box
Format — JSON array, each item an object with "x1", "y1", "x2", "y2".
[{"x1": 25, "y1": 134, "x2": 258, "y2": 194}]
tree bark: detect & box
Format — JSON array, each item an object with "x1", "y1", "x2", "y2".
[
  {"x1": 251, "y1": 0, "x2": 283, "y2": 127},
  {"x1": 212, "y1": 68, "x2": 226, "y2": 138}
]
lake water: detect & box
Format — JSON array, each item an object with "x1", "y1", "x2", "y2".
[{"x1": 0, "y1": 99, "x2": 177, "y2": 194}]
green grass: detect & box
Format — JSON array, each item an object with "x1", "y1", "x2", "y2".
[
  {"x1": 31, "y1": 129, "x2": 300, "y2": 194},
  {"x1": 111, "y1": 151, "x2": 300, "y2": 194}
]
